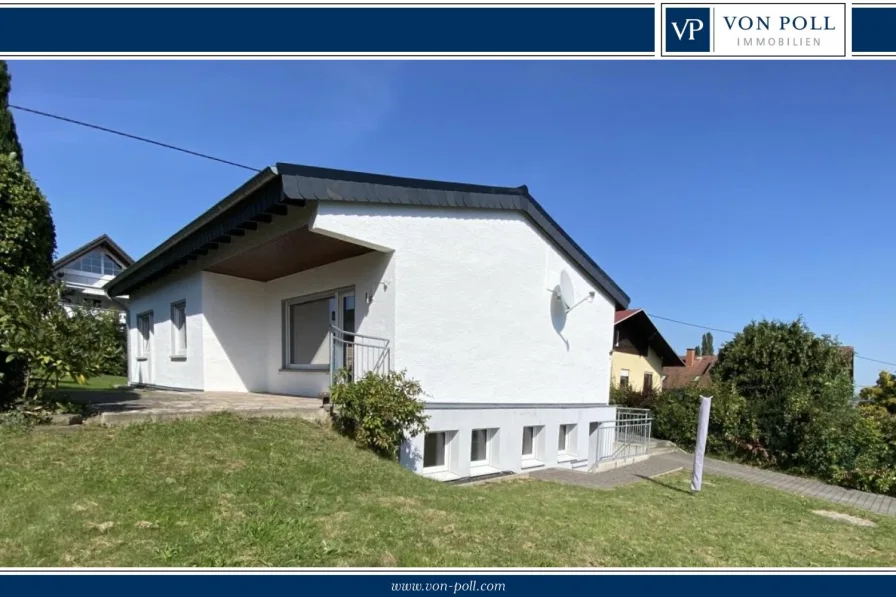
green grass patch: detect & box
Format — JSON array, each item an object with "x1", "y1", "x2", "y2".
[
  {"x1": 1, "y1": 415, "x2": 894, "y2": 567},
  {"x1": 57, "y1": 375, "x2": 127, "y2": 391}
]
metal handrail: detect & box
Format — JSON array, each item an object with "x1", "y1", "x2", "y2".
[{"x1": 329, "y1": 325, "x2": 392, "y2": 385}]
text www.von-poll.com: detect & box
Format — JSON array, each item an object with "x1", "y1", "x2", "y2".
[{"x1": 391, "y1": 581, "x2": 506, "y2": 593}]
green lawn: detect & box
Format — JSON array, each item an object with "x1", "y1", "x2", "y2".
[
  {"x1": 1, "y1": 415, "x2": 894, "y2": 567},
  {"x1": 57, "y1": 375, "x2": 127, "y2": 391}
]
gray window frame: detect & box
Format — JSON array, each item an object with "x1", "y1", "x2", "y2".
[
  {"x1": 135, "y1": 310, "x2": 154, "y2": 361},
  {"x1": 281, "y1": 286, "x2": 355, "y2": 372},
  {"x1": 170, "y1": 300, "x2": 187, "y2": 359}
]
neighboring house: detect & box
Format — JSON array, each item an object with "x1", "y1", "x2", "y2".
[
  {"x1": 663, "y1": 348, "x2": 717, "y2": 390},
  {"x1": 663, "y1": 346, "x2": 854, "y2": 390},
  {"x1": 612, "y1": 309, "x2": 683, "y2": 393},
  {"x1": 105, "y1": 163, "x2": 631, "y2": 480},
  {"x1": 53, "y1": 234, "x2": 133, "y2": 322}
]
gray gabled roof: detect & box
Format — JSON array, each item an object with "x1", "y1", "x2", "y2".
[
  {"x1": 107, "y1": 163, "x2": 630, "y2": 308},
  {"x1": 53, "y1": 234, "x2": 134, "y2": 271}
]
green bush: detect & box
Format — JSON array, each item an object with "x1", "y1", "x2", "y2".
[
  {"x1": 0, "y1": 153, "x2": 56, "y2": 282},
  {"x1": 713, "y1": 318, "x2": 853, "y2": 466},
  {"x1": 797, "y1": 406, "x2": 895, "y2": 495},
  {"x1": 609, "y1": 384, "x2": 655, "y2": 409},
  {"x1": 0, "y1": 153, "x2": 57, "y2": 409},
  {"x1": 94, "y1": 310, "x2": 127, "y2": 376},
  {"x1": 330, "y1": 369, "x2": 429, "y2": 460},
  {"x1": 651, "y1": 383, "x2": 754, "y2": 460},
  {"x1": 0, "y1": 276, "x2": 121, "y2": 413}
]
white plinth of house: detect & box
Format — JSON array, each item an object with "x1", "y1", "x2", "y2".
[
  {"x1": 53, "y1": 234, "x2": 133, "y2": 323},
  {"x1": 106, "y1": 164, "x2": 632, "y2": 479}
]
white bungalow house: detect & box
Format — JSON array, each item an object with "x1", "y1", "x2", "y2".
[
  {"x1": 54, "y1": 234, "x2": 133, "y2": 322},
  {"x1": 105, "y1": 164, "x2": 633, "y2": 480}
]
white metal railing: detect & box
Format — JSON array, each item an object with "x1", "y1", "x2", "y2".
[
  {"x1": 329, "y1": 325, "x2": 391, "y2": 385},
  {"x1": 594, "y1": 407, "x2": 653, "y2": 465}
]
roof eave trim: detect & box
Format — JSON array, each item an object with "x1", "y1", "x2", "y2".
[{"x1": 106, "y1": 167, "x2": 278, "y2": 297}]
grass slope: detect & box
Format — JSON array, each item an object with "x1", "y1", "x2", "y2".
[{"x1": 1, "y1": 415, "x2": 894, "y2": 567}]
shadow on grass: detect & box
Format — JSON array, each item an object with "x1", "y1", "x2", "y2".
[
  {"x1": 50, "y1": 379, "x2": 142, "y2": 413},
  {"x1": 635, "y1": 474, "x2": 694, "y2": 496}
]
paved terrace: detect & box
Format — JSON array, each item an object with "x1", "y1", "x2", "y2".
[
  {"x1": 65, "y1": 387, "x2": 326, "y2": 426},
  {"x1": 532, "y1": 451, "x2": 896, "y2": 518}
]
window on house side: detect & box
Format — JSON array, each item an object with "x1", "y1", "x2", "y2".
[
  {"x1": 558, "y1": 424, "x2": 574, "y2": 453},
  {"x1": 171, "y1": 301, "x2": 187, "y2": 357},
  {"x1": 522, "y1": 426, "x2": 536, "y2": 457},
  {"x1": 643, "y1": 372, "x2": 654, "y2": 393},
  {"x1": 619, "y1": 369, "x2": 630, "y2": 388},
  {"x1": 423, "y1": 432, "x2": 447, "y2": 470},
  {"x1": 137, "y1": 312, "x2": 152, "y2": 359},
  {"x1": 471, "y1": 428, "x2": 490, "y2": 465}
]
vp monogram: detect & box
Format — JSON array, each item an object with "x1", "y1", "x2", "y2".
[{"x1": 671, "y1": 18, "x2": 705, "y2": 41}]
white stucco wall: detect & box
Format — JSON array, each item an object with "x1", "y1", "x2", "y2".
[
  {"x1": 400, "y1": 404, "x2": 617, "y2": 479},
  {"x1": 127, "y1": 271, "x2": 204, "y2": 390},
  {"x1": 201, "y1": 272, "x2": 267, "y2": 392},
  {"x1": 311, "y1": 203, "x2": 616, "y2": 407}
]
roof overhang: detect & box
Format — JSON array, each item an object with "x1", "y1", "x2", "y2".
[
  {"x1": 615, "y1": 309, "x2": 683, "y2": 367},
  {"x1": 107, "y1": 164, "x2": 630, "y2": 309}
]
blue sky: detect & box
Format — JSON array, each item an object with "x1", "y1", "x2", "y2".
[{"x1": 7, "y1": 60, "x2": 895, "y2": 387}]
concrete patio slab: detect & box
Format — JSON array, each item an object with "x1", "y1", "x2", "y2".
[{"x1": 65, "y1": 387, "x2": 327, "y2": 426}]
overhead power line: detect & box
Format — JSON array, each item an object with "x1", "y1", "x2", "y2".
[
  {"x1": 12, "y1": 105, "x2": 896, "y2": 371},
  {"x1": 649, "y1": 313, "x2": 896, "y2": 368},
  {"x1": 854, "y1": 355, "x2": 896, "y2": 367},
  {"x1": 648, "y1": 314, "x2": 738, "y2": 336},
  {"x1": 10, "y1": 104, "x2": 261, "y2": 173}
]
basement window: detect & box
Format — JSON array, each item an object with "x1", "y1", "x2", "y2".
[
  {"x1": 557, "y1": 423, "x2": 576, "y2": 460},
  {"x1": 521, "y1": 425, "x2": 544, "y2": 469}
]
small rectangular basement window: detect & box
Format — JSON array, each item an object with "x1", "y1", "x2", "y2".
[
  {"x1": 423, "y1": 431, "x2": 448, "y2": 472},
  {"x1": 471, "y1": 428, "x2": 495, "y2": 466}
]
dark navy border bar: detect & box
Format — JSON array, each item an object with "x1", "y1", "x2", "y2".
[
  {"x1": 0, "y1": 6, "x2": 655, "y2": 54},
  {"x1": 2, "y1": 573, "x2": 896, "y2": 596},
  {"x1": 853, "y1": 5, "x2": 896, "y2": 53}
]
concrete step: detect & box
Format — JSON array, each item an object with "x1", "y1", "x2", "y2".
[{"x1": 93, "y1": 406, "x2": 330, "y2": 427}]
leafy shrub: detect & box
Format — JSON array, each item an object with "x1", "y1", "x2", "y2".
[
  {"x1": 329, "y1": 369, "x2": 429, "y2": 459},
  {"x1": 650, "y1": 382, "x2": 752, "y2": 459},
  {"x1": 0, "y1": 152, "x2": 57, "y2": 409},
  {"x1": 94, "y1": 309, "x2": 127, "y2": 376},
  {"x1": 0, "y1": 153, "x2": 56, "y2": 282},
  {"x1": 609, "y1": 383, "x2": 656, "y2": 409},
  {"x1": 797, "y1": 406, "x2": 895, "y2": 495},
  {"x1": 0, "y1": 276, "x2": 121, "y2": 412},
  {"x1": 713, "y1": 318, "x2": 853, "y2": 465}
]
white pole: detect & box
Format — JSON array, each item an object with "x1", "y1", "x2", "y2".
[{"x1": 691, "y1": 396, "x2": 712, "y2": 492}]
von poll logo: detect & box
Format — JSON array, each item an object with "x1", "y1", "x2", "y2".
[
  {"x1": 663, "y1": 4, "x2": 846, "y2": 57},
  {"x1": 666, "y1": 8, "x2": 711, "y2": 52}
]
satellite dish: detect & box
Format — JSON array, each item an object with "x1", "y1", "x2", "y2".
[
  {"x1": 552, "y1": 269, "x2": 595, "y2": 314},
  {"x1": 558, "y1": 270, "x2": 575, "y2": 311}
]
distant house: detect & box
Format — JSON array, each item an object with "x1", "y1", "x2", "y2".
[
  {"x1": 663, "y1": 348, "x2": 717, "y2": 390},
  {"x1": 53, "y1": 234, "x2": 133, "y2": 322},
  {"x1": 612, "y1": 309, "x2": 683, "y2": 393}
]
